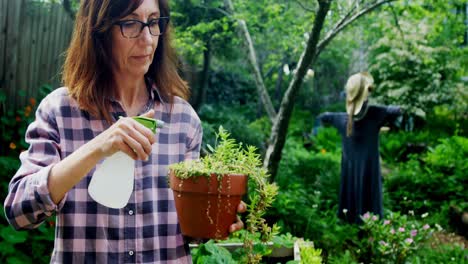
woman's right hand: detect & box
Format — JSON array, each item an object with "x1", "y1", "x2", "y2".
[{"x1": 93, "y1": 110, "x2": 156, "y2": 161}]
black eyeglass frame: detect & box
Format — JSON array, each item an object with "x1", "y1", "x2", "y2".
[{"x1": 113, "y1": 17, "x2": 170, "y2": 39}]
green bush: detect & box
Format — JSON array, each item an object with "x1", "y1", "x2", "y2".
[
  {"x1": 327, "y1": 250, "x2": 358, "y2": 264},
  {"x1": 385, "y1": 135, "x2": 468, "y2": 223},
  {"x1": 424, "y1": 135, "x2": 468, "y2": 175},
  {"x1": 358, "y1": 212, "x2": 433, "y2": 264},
  {"x1": 191, "y1": 240, "x2": 237, "y2": 264},
  {"x1": 199, "y1": 104, "x2": 269, "y2": 154},
  {"x1": 0, "y1": 86, "x2": 55, "y2": 264},
  {"x1": 310, "y1": 127, "x2": 341, "y2": 154},
  {"x1": 408, "y1": 244, "x2": 467, "y2": 264},
  {"x1": 272, "y1": 134, "x2": 341, "y2": 238},
  {"x1": 380, "y1": 130, "x2": 435, "y2": 163},
  {"x1": 286, "y1": 240, "x2": 322, "y2": 264},
  {"x1": 426, "y1": 105, "x2": 467, "y2": 137}
]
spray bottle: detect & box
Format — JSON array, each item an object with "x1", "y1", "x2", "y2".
[{"x1": 88, "y1": 116, "x2": 164, "y2": 208}]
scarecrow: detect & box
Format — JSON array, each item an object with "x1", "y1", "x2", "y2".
[{"x1": 314, "y1": 72, "x2": 401, "y2": 224}]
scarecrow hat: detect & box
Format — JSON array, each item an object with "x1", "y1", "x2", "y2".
[{"x1": 345, "y1": 72, "x2": 374, "y2": 116}]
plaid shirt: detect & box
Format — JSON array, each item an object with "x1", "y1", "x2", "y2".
[{"x1": 4, "y1": 86, "x2": 202, "y2": 263}]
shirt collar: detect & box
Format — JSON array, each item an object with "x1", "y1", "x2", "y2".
[{"x1": 147, "y1": 78, "x2": 166, "y2": 104}]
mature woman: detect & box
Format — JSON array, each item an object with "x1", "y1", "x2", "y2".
[
  {"x1": 314, "y1": 72, "x2": 401, "y2": 224},
  {"x1": 4, "y1": 0, "x2": 243, "y2": 262}
]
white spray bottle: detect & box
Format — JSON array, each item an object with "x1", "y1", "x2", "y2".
[{"x1": 88, "y1": 116, "x2": 164, "y2": 208}]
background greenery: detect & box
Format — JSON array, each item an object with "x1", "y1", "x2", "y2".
[{"x1": 1, "y1": 0, "x2": 467, "y2": 263}]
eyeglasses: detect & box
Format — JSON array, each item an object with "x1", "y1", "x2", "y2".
[{"x1": 114, "y1": 17, "x2": 169, "y2": 38}]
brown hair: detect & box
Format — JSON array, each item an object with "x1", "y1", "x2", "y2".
[{"x1": 62, "y1": 0, "x2": 189, "y2": 123}]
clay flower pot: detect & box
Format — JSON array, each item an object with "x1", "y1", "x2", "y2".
[{"x1": 169, "y1": 170, "x2": 247, "y2": 239}]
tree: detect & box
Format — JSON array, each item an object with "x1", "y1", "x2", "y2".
[
  {"x1": 172, "y1": 0, "x2": 239, "y2": 111},
  {"x1": 225, "y1": 0, "x2": 396, "y2": 180},
  {"x1": 368, "y1": 0, "x2": 467, "y2": 128},
  {"x1": 61, "y1": 0, "x2": 79, "y2": 20}
]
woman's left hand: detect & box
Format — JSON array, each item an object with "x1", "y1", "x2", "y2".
[{"x1": 229, "y1": 201, "x2": 247, "y2": 233}]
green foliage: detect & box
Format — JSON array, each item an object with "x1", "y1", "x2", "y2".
[
  {"x1": 380, "y1": 130, "x2": 434, "y2": 163},
  {"x1": 426, "y1": 105, "x2": 468, "y2": 137},
  {"x1": 408, "y1": 244, "x2": 468, "y2": 264},
  {"x1": 271, "y1": 136, "x2": 360, "y2": 260},
  {"x1": 170, "y1": 127, "x2": 266, "y2": 178},
  {"x1": 199, "y1": 105, "x2": 269, "y2": 153},
  {"x1": 220, "y1": 230, "x2": 293, "y2": 262},
  {"x1": 368, "y1": 1, "x2": 467, "y2": 123},
  {"x1": 310, "y1": 127, "x2": 341, "y2": 154},
  {"x1": 191, "y1": 240, "x2": 237, "y2": 264},
  {"x1": 425, "y1": 135, "x2": 468, "y2": 172},
  {"x1": 169, "y1": 127, "x2": 279, "y2": 263},
  {"x1": 270, "y1": 232, "x2": 296, "y2": 249},
  {"x1": 385, "y1": 135, "x2": 468, "y2": 222},
  {"x1": 172, "y1": 0, "x2": 237, "y2": 64},
  {"x1": 327, "y1": 250, "x2": 358, "y2": 264},
  {"x1": 0, "y1": 86, "x2": 55, "y2": 263},
  {"x1": 358, "y1": 212, "x2": 433, "y2": 264},
  {"x1": 297, "y1": 240, "x2": 322, "y2": 264}
]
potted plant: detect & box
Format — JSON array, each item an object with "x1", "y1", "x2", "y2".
[{"x1": 169, "y1": 127, "x2": 279, "y2": 263}]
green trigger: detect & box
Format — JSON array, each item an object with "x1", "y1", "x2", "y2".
[{"x1": 132, "y1": 116, "x2": 165, "y2": 133}]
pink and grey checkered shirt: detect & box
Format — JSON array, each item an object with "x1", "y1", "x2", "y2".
[{"x1": 4, "y1": 86, "x2": 202, "y2": 263}]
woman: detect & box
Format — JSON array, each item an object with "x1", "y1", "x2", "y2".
[
  {"x1": 314, "y1": 72, "x2": 401, "y2": 224},
  {"x1": 4, "y1": 0, "x2": 244, "y2": 262}
]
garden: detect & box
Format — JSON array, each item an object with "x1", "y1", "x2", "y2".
[{"x1": 0, "y1": 0, "x2": 467, "y2": 263}]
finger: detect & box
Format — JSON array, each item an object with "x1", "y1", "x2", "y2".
[
  {"x1": 114, "y1": 137, "x2": 138, "y2": 160},
  {"x1": 140, "y1": 109, "x2": 155, "y2": 118},
  {"x1": 116, "y1": 127, "x2": 149, "y2": 160},
  {"x1": 124, "y1": 134, "x2": 148, "y2": 160},
  {"x1": 118, "y1": 118, "x2": 154, "y2": 156},
  {"x1": 134, "y1": 122, "x2": 156, "y2": 145},
  {"x1": 131, "y1": 116, "x2": 157, "y2": 145},
  {"x1": 229, "y1": 215, "x2": 244, "y2": 233},
  {"x1": 125, "y1": 123, "x2": 154, "y2": 154},
  {"x1": 237, "y1": 201, "x2": 247, "y2": 213}
]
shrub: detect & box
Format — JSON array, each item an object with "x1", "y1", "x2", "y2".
[
  {"x1": 199, "y1": 104, "x2": 269, "y2": 154},
  {"x1": 358, "y1": 212, "x2": 433, "y2": 264},
  {"x1": 385, "y1": 135, "x2": 468, "y2": 221},
  {"x1": 408, "y1": 244, "x2": 467, "y2": 264},
  {"x1": 327, "y1": 250, "x2": 358, "y2": 264},
  {"x1": 380, "y1": 130, "x2": 434, "y2": 163},
  {"x1": 191, "y1": 240, "x2": 237, "y2": 264},
  {"x1": 0, "y1": 85, "x2": 55, "y2": 263}
]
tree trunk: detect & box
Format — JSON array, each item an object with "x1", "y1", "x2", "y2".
[
  {"x1": 274, "y1": 57, "x2": 287, "y2": 109},
  {"x1": 224, "y1": 0, "x2": 277, "y2": 123},
  {"x1": 264, "y1": 0, "x2": 331, "y2": 181},
  {"x1": 193, "y1": 41, "x2": 211, "y2": 111}
]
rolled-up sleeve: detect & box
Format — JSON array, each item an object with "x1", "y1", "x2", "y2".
[{"x1": 3, "y1": 95, "x2": 66, "y2": 230}]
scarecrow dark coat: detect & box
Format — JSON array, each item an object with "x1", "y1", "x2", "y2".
[{"x1": 317, "y1": 105, "x2": 401, "y2": 223}]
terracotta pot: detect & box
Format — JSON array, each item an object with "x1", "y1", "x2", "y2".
[{"x1": 168, "y1": 170, "x2": 247, "y2": 239}]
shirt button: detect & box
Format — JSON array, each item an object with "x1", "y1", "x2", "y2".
[
  {"x1": 128, "y1": 251, "x2": 134, "y2": 256},
  {"x1": 128, "y1": 210, "x2": 134, "y2": 215}
]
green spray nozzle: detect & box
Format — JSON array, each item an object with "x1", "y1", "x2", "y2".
[
  {"x1": 132, "y1": 116, "x2": 164, "y2": 133},
  {"x1": 112, "y1": 116, "x2": 164, "y2": 134},
  {"x1": 118, "y1": 116, "x2": 165, "y2": 133}
]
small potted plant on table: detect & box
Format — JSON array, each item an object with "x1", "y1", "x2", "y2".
[{"x1": 169, "y1": 127, "x2": 278, "y2": 263}]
